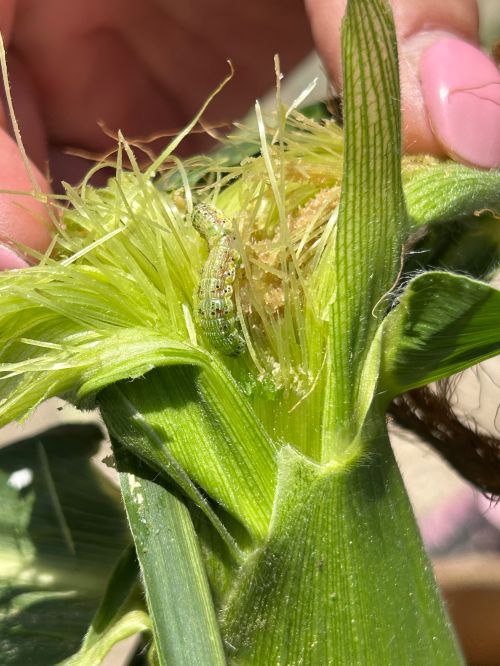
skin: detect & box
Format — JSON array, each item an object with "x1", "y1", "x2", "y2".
[
  {"x1": 305, "y1": 0, "x2": 480, "y2": 156},
  {"x1": 0, "y1": 0, "x2": 480, "y2": 256},
  {"x1": 0, "y1": 0, "x2": 313, "y2": 255}
]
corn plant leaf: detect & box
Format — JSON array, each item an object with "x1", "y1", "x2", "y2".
[
  {"x1": 0, "y1": 424, "x2": 130, "y2": 666},
  {"x1": 379, "y1": 271, "x2": 500, "y2": 399},
  {"x1": 116, "y1": 448, "x2": 227, "y2": 666}
]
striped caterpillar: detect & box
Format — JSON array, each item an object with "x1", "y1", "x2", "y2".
[{"x1": 192, "y1": 203, "x2": 246, "y2": 356}]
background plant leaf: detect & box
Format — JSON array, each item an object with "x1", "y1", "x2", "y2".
[
  {"x1": 63, "y1": 546, "x2": 149, "y2": 665},
  {"x1": 0, "y1": 423, "x2": 130, "y2": 665}
]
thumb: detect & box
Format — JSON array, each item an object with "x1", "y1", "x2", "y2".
[{"x1": 305, "y1": 0, "x2": 500, "y2": 168}]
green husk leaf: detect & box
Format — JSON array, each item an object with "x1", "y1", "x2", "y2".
[
  {"x1": 99, "y1": 384, "x2": 243, "y2": 562},
  {"x1": 222, "y1": 440, "x2": 463, "y2": 665},
  {"x1": 99, "y1": 362, "x2": 277, "y2": 550},
  {"x1": 116, "y1": 449, "x2": 227, "y2": 666},
  {"x1": 316, "y1": 0, "x2": 407, "y2": 451},
  {"x1": 404, "y1": 160, "x2": 500, "y2": 229},
  {"x1": 0, "y1": 323, "x2": 207, "y2": 425},
  {"x1": 0, "y1": 424, "x2": 130, "y2": 665},
  {"x1": 379, "y1": 271, "x2": 500, "y2": 399}
]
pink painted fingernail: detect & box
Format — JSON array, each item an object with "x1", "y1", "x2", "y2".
[
  {"x1": 420, "y1": 38, "x2": 500, "y2": 168},
  {"x1": 0, "y1": 244, "x2": 29, "y2": 270}
]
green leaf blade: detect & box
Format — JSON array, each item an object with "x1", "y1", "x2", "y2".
[
  {"x1": 117, "y1": 453, "x2": 227, "y2": 666},
  {"x1": 379, "y1": 271, "x2": 500, "y2": 398},
  {"x1": 404, "y1": 161, "x2": 500, "y2": 229}
]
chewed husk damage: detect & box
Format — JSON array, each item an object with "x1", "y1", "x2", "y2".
[
  {"x1": 60, "y1": 107, "x2": 344, "y2": 393},
  {"x1": 0, "y1": 89, "x2": 345, "y2": 426}
]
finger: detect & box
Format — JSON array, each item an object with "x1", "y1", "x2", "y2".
[
  {"x1": 0, "y1": 0, "x2": 18, "y2": 46},
  {"x1": 419, "y1": 36, "x2": 500, "y2": 168},
  {"x1": 305, "y1": 0, "x2": 499, "y2": 167},
  {"x1": 0, "y1": 130, "x2": 53, "y2": 268},
  {"x1": 0, "y1": 0, "x2": 53, "y2": 268}
]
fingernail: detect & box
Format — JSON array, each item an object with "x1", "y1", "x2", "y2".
[
  {"x1": 0, "y1": 244, "x2": 29, "y2": 270},
  {"x1": 420, "y1": 38, "x2": 500, "y2": 168}
]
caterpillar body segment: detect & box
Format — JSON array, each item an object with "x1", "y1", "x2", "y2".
[
  {"x1": 192, "y1": 203, "x2": 227, "y2": 246},
  {"x1": 192, "y1": 204, "x2": 246, "y2": 356}
]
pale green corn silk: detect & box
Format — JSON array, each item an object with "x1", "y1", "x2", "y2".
[
  {"x1": 0, "y1": 92, "x2": 499, "y2": 459},
  {"x1": 0, "y1": 102, "x2": 347, "y2": 444},
  {"x1": 0, "y1": 4, "x2": 497, "y2": 467}
]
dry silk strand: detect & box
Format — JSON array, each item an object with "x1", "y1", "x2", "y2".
[{"x1": 192, "y1": 203, "x2": 246, "y2": 356}]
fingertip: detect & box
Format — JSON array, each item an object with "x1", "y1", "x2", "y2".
[
  {"x1": 399, "y1": 31, "x2": 451, "y2": 157},
  {"x1": 420, "y1": 38, "x2": 500, "y2": 168},
  {"x1": 306, "y1": 0, "x2": 485, "y2": 163},
  {"x1": 0, "y1": 128, "x2": 53, "y2": 264},
  {"x1": 0, "y1": 242, "x2": 29, "y2": 269}
]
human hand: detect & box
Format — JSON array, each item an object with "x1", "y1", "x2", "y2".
[
  {"x1": 0, "y1": 0, "x2": 498, "y2": 269},
  {"x1": 0, "y1": 0, "x2": 312, "y2": 267},
  {"x1": 306, "y1": 0, "x2": 500, "y2": 167}
]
